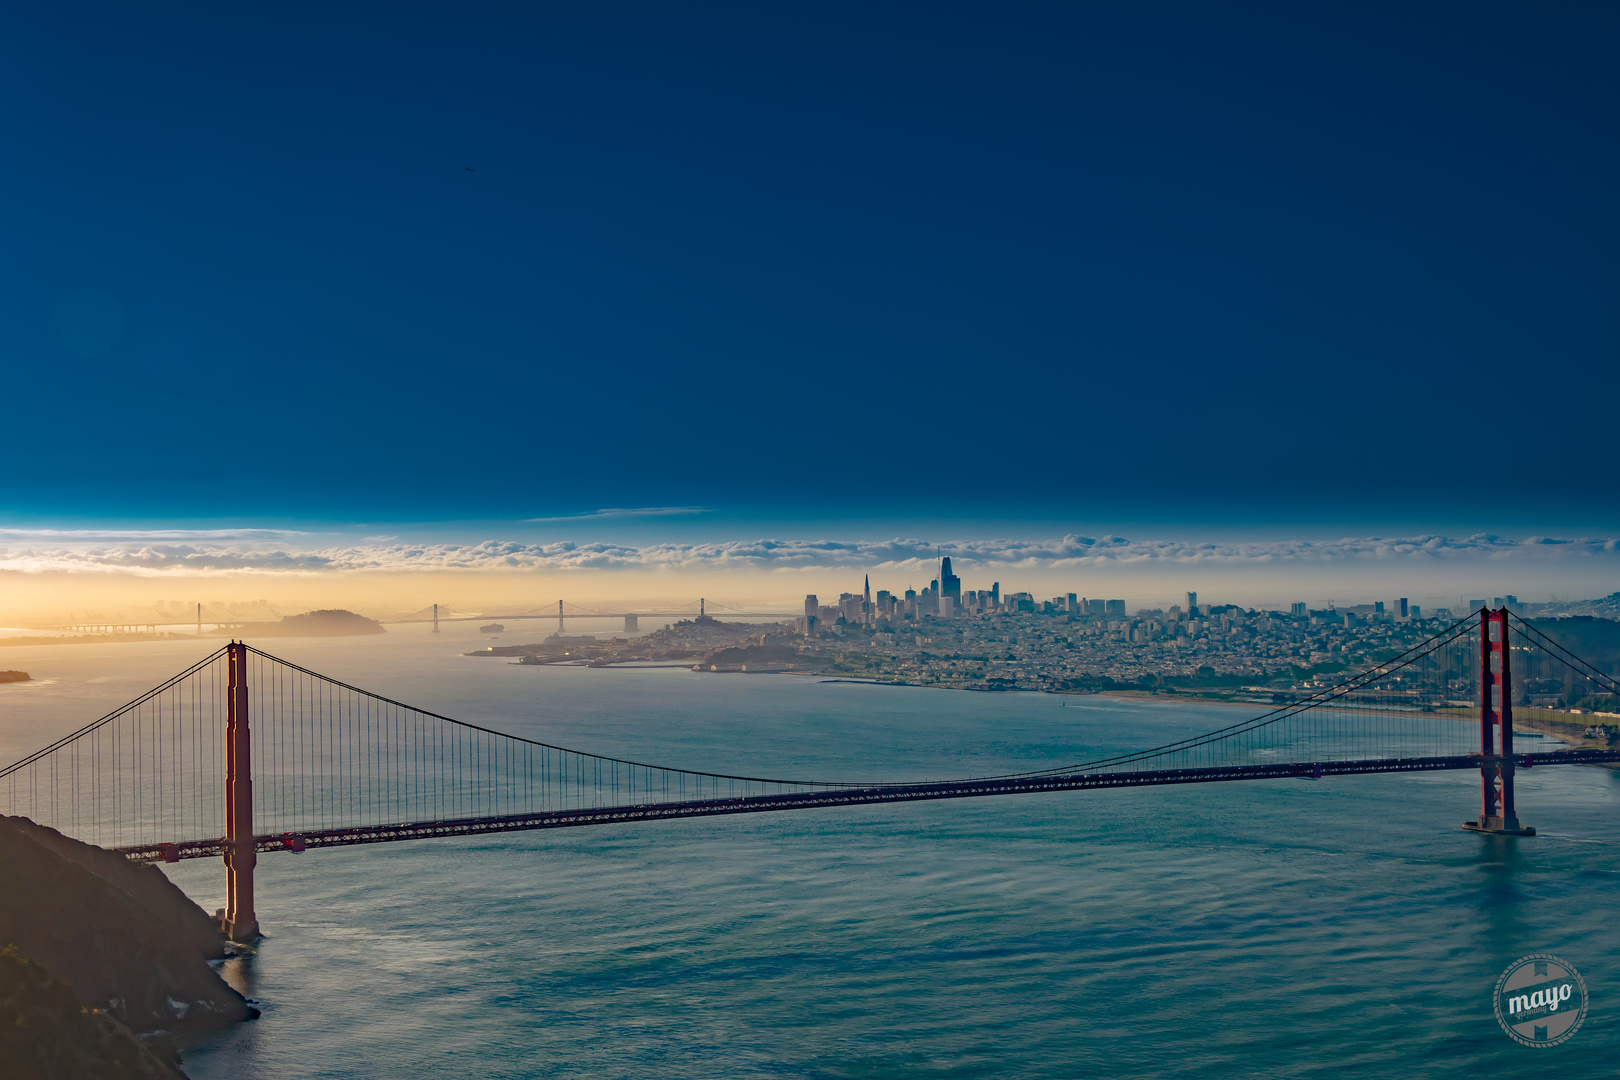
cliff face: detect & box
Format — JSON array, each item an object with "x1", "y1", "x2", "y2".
[
  {"x1": 0, "y1": 946, "x2": 185, "y2": 1080},
  {"x1": 0, "y1": 816, "x2": 251, "y2": 1035}
]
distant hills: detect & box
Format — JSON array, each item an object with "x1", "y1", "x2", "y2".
[
  {"x1": 1527, "y1": 592, "x2": 1620, "y2": 619},
  {"x1": 1526, "y1": 616, "x2": 1620, "y2": 670}
]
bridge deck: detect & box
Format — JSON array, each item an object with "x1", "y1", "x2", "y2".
[{"x1": 123, "y1": 748, "x2": 1620, "y2": 862}]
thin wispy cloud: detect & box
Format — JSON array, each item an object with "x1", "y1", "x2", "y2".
[
  {"x1": 0, "y1": 533, "x2": 1616, "y2": 577},
  {"x1": 523, "y1": 507, "x2": 711, "y2": 523}
]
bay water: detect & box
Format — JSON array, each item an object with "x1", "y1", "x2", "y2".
[{"x1": 2, "y1": 622, "x2": 1616, "y2": 1077}]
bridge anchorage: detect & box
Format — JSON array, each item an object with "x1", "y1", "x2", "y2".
[{"x1": 2, "y1": 609, "x2": 1616, "y2": 942}]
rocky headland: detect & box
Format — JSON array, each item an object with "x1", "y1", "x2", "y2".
[
  {"x1": 0, "y1": 946, "x2": 183, "y2": 1079},
  {"x1": 0, "y1": 815, "x2": 254, "y2": 1078}
]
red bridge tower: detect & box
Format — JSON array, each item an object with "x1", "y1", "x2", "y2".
[
  {"x1": 1465, "y1": 608, "x2": 1534, "y2": 836},
  {"x1": 222, "y1": 642, "x2": 260, "y2": 941}
]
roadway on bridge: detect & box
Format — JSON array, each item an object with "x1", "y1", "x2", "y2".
[{"x1": 121, "y1": 748, "x2": 1620, "y2": 863}]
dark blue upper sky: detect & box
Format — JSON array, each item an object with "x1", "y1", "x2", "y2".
[{"x1": 4, "y1": 2, "x2": 1616, "y2": 532}]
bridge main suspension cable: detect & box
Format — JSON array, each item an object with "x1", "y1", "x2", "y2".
[{"x1": 1, "y1": 612, "x2": 1616, "y2": 868}]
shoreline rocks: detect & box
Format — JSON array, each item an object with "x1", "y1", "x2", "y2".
[{"x1": 0, "y1": 816, "x2": 252, "y2": 1037}]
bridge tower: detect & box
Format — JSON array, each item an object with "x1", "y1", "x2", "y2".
[
  {"x1": 558, "y1": 600, "x2": 564, "y2": 633},
  {"x1": 1466, "y1": 608, "x2": 1534, "y2": 835},
  {"x1": 223, "y1": 641, "x2": 260, "y2": 940},
  {"x1": 433, "y1": 603, "x2": 440, "y2": 633}
]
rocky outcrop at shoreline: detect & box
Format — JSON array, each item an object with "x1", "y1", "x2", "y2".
[
  {"x1": 0, "y1": 945, "x2": 185, "y2": 1079},
  {"x1": 0, "y1": 814, "x2": 253, "y2": 1077}
]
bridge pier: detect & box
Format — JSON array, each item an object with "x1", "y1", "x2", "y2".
[
  {"x1": 222, "y1": 642, "x2": 260, "y2": 941},
  {"x1": 1465, "y1": 609, "x2": 1534, "y2": 836}
]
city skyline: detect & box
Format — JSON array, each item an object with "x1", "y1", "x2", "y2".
[
  {"x1": 803, "y1": 556, "x2": 1554, "y2": 636},
  {"x1": 5, "y1": 530, "x2": 1615, "y2": 628}
]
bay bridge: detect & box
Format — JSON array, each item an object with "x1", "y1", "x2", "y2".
[
  {"x1": 45, "y1": 598, "x2": 798, "y2": 637},
  {"x1": 403, "y1": 598, "x2": 797, "y2": 633},
  {"x1": 2, "y1": 609, "x2": 1616, "y2": 944}
]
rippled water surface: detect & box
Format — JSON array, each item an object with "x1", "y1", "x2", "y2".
[{"x1": 3, "y1": 623, "x2": 1617, "y2": 1078}]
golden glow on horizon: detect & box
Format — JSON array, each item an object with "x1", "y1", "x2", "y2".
[{"x1": 0, "y1": 560, "x2": 1606, "y2": 627}]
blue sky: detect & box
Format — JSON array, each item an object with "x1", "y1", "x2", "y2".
[{"x1": 3, "y1": 3, "x2": 1618, "y2": 545}]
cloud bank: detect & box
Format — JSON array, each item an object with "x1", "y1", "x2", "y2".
[{"x1": 0, "y1": 533, "x2": 1616, "y2": 578}]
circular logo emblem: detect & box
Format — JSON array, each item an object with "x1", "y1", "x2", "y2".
[{"x1": 1494, "y1": 954, "x2": 1587, "y2": 1047}]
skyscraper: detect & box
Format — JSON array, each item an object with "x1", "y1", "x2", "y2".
[
  {"x1": 805, "y1": 594, "x2": 818, "y2": 620},
  {"x1": 940, "y1": 557, "x2": 961, "y2": 603},
  {"x1": 1186, "y1": 591, "x2": 1198, "y2": 614},
  {"x1": 865, "y1": 575, "x2": 871, "y2": 604}
]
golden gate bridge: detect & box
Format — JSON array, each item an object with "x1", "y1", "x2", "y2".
[{"x1": 2, "y1": 609, "x2": 1616, "y2": 943}]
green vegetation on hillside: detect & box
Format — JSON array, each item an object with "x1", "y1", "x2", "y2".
[{"x1": 1527, "y1": 617, "x2": 1620, "y2": 672}]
